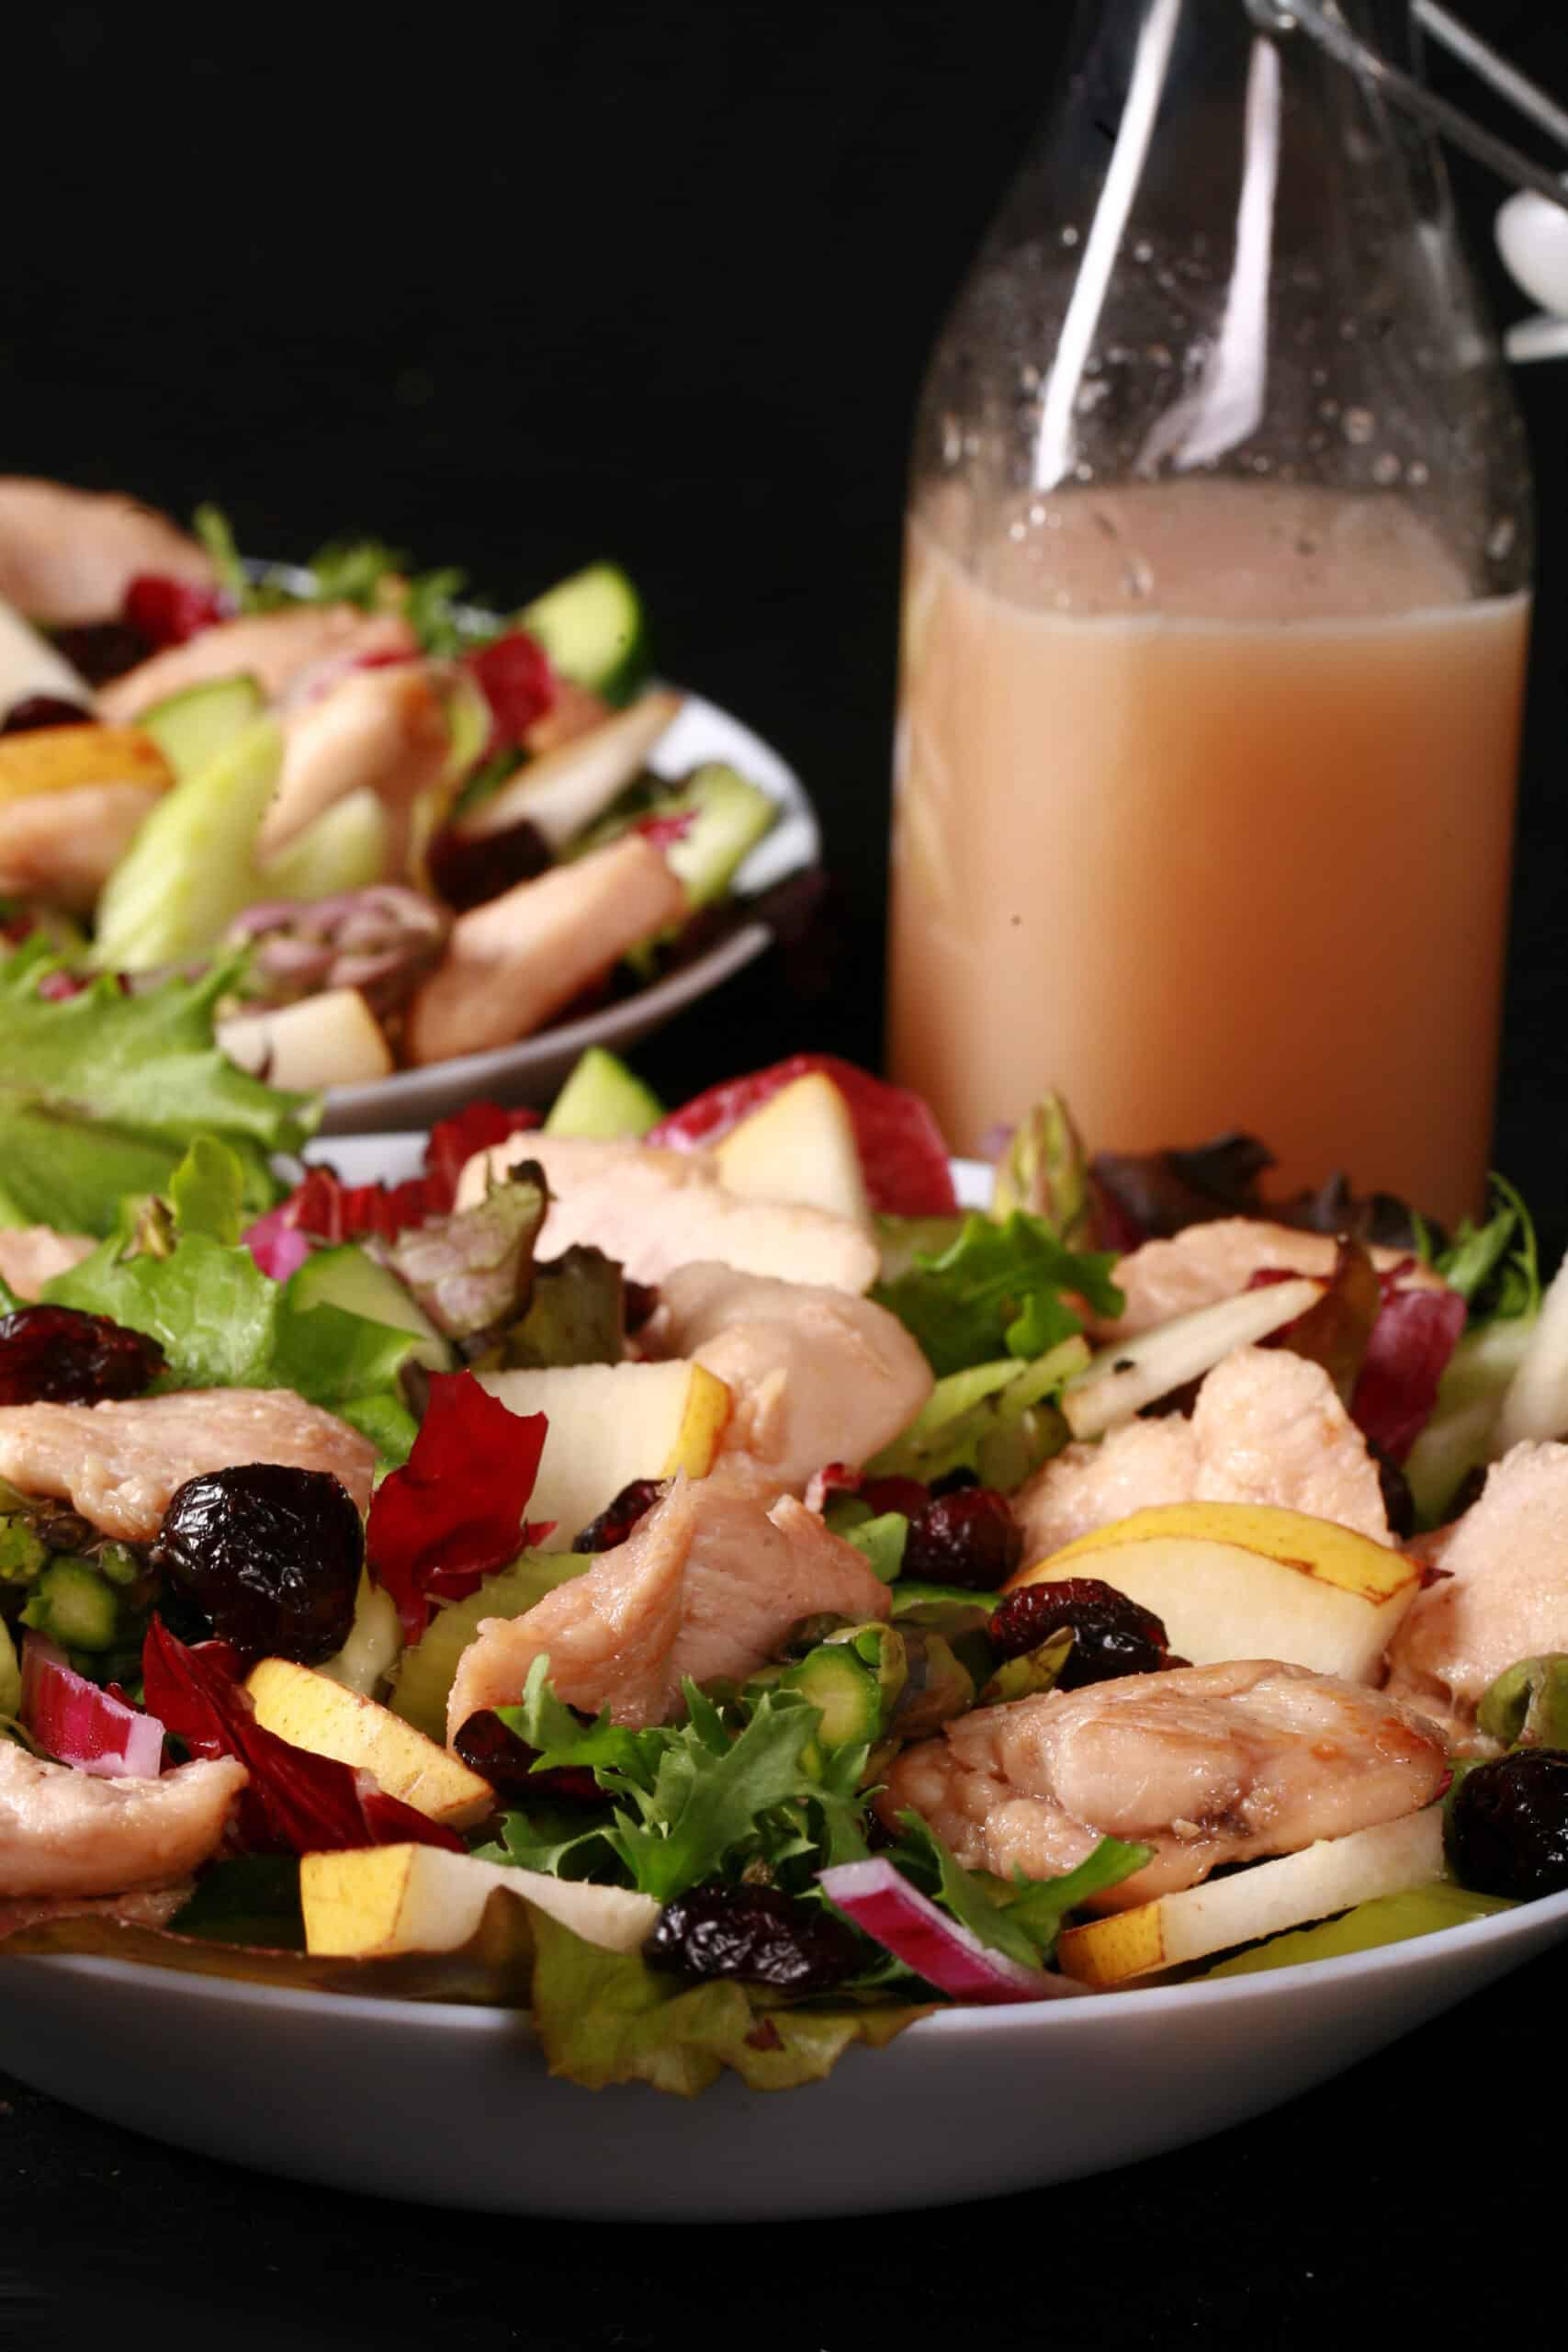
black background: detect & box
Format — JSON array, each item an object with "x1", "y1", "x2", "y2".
[{"x1": 4, "y1": 5, "x2": 1568, "y2": 2345}]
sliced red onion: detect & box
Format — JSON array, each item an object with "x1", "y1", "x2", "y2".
[
  {"x1": 818, "y1": 1859, "x2": 1085, "y2": 2004},
  {"x1": 20, "y1": 1635, "x2": 166, "y2": 1780},
  {"x1": 243, "y1": 1205, "x2": 313, "y2": 1282}
]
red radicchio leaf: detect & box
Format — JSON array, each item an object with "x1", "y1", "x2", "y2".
[
  {"x1": 367, "y1": 1371, "x2": 551, "y2": 1643},
  {"x1": 1350, "y1": 1271, "x2": 1467, "y2": 1465},
  {"x1": 1249, "y1": 1256, "x2": 1465, "y2": 1463},
  {"x1": 647, "y1": 1054, "x2": 958, "y2": 1217},
  {"x1": 246, "y1": 1106, "x2": 542, "y2": 1273},
  {"x1": 421, "y1": 1102, "x2": 541, "y2": 1216},
  {"x1": 141, "y1": 1619, "x2": 461, "y2": 1857}
]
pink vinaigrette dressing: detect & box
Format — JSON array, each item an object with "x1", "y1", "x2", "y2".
[{"x1": 887, "y1": 480, "x2": 1529, "y2": 1227}]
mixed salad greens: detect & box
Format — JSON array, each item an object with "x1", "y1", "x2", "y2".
[
  {"x1": 0, "y1": 944, "x2": 1564, "y2": 2101},
  {"x1": 0, "y1": 479, "x2": 790, "y2": 1095}
]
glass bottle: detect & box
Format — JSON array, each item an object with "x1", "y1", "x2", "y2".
[{"x1": 886, "y1": 0, "x2": 1532, "y2": 1226}]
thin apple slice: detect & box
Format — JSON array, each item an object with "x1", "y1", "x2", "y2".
[
  {"x1": 452, "y1": 687, "x2": 683, "y2": 850},
  {"x1": 245, "y1": 1657, "x2": 494, "y2": 1829},
  {"x1": 1055, "y1": 1804, "x2": 1446, "y2": 1986},
  {"x1": 299, "y1": 1843, "x2": 659, "y2": 1959},
  {"x1": 218, "y1": 986, "x2": 394, "y2": 1091},
  {"x1": 478, "y1": 1360, "x2": 732, "y2": 1544},
  {"x1": 1010, "y1": 1500, "x2": 1422, "y2": 1682},
  {"x1": 714, "y1": 1071, "x2": 874, "y2": 1229},
  {"x1": 1061, "y1": 1276, "x2": 1325, "y2": 1441}
]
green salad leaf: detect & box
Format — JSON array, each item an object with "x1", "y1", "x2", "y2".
[
  {"x1": 526, "y1": 1907, "x2": 930, "y2": 2098},
  {"x1": 874, "y1": 1210, "x2": 1122, "y2": 1379},
  {"x1": 203, "y1": 500, "x2": 490, "y2": 659},
  {"x1": 496, "y1": 1657, "x2": 840, "y2": 1904},
  {"x1": 889, "y1": 1809, "x2": 1149, "y2": 1969},
  {"x1": 0, "y1": 942, "x2": 314, "y2": 1235},
  {"x1": 1436, "y1": 1174, "x2": 1540, "y2": 1326},
  {"x1": 192, "y1": 502, "x2": 248, "y2": 604},
  {"x1": 43, "y1": 1142, "x2": 423, "y2": 1461}
]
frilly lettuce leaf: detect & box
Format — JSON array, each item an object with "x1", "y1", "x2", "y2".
[
  {"x1": 0, "y1": 941, "x2": 315, "y2": 1235},
  {"x1": 874, "y1": 1210, "x2": 1122, "y2": 1379},
  {"x1": 496, "y1": 1659, "x2": 832, "y2": 1904},
  {"x1": 1435, "y1": 1174, "x2": 1540, "y2": 1327}
]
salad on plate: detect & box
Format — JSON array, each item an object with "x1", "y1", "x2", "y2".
[
  {"x1": 1, "y1": 947, "x2": 1566, "y2": 2099},
  {"x1": 0, "y1": 477, "x2": 792, "y2": 1095}
]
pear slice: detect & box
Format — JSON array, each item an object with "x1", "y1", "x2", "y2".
[
  {"x1": 299, "y1": 1843, "x2": 659, "y2": 1960},
  {"x1": 1008, "y1": 1500, "x2": 1422, "y2": 1682},
  {"x1": 245, "y1": 1657, "x2": 494, "y2": 1829},
  {"x1": 714, "y1": 1072, "x2": 874, "y2": 1229},
  {"x1": 478, "y1": 1360, "x2": 732, "y2": 1544},
  {"x1": 452, "y1": 687, "x2": 682, "y2": 850},
  {"x1": 218, "y1": 987, "x2": 394, "y2": 1091},
  {"x1": 1060, "y1": 1276, "x2": 1325, "y2": 1440},
  {"x1": 1055, "y1": 1805, "x2": 1446, "y2": 1986}
]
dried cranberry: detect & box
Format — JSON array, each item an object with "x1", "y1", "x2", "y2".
[
  {"x1": 987, "y1": 1575, "x2": 1172, "y2": 1689},
  {"x1": 150, "y1": 1464, "x2": 363, "y2": 1667},
  {"x1": 859, "y1": 1475, "x2": 929, "y2": 1520},
  {"x1": 572, "y1": 1477, "x2": 665, "y2": 1555},
  {"x1": 1448, "y1": 1749, "x2": 1568, "y2": 1899},
  {"x1": 0, "y1": 1306, "x2": 166, "y2": 1406},
  {"x1": 644, "y1": 1882, "x2": 861, "y2": 1993},
  {"x1": 122, "y1": 574, "x2": 226, "y2": 650},
  {"x1": 0, "y1": 695, "x2": 94, "y2": 734},
  {"x1": 465, "y1": 629, "x2": 556, "y2": 752},
  {"x1": 50, "y1": 619, "x2": 151, "y2": 685},
  {"x1": 928, "y1": 1465, "x2": 981, "y2": 1498},
  {"x1": 902, "y1": 1488, "x2": 1022, "y2": 1591},
  {"x1": 424, "y1": 814, "x2": 552, "y2": 913},
  {"x1": 452, "y1": 1710, "x2": 601, "y2": 1804}
]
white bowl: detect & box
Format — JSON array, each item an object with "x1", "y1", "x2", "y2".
[
  {"x1": 316, "y1": 689, "x2": 819, "y2": 1135},
  {"x1": 3, "y1": 1886, "x2": 1564, "y2": 2218}
]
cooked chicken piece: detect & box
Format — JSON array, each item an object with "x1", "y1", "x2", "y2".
[
  {"x1": 259, "y1": 661, "x2": 450, "y2": 865},
  {"x1": 644, "y1": 1262, "x2": 932, "y2": 1495},
  {"x1": 0, "y1": 1390, "x2": 375, "y2": 1542},
  {"x1": 446, "y1": 1474, "x2": 890, "y2": 1737},
  {"x1": 1015, "y1": 1344, "x2": 1391, "y2": 1558},
  {"x1": 0, "y1": 1740, "x2": 247, "y2": 1898},
  {"x1": 0, "y1": 1226, "x2": 96, "y2": 1300},
  {"x1": 0, "y1": 479, "x2": 216, "y2": 628},
  {"x1": 96, "y1": 605, "x2": 418, "y2": 723},
  {"x1": 884, "y1": 1658, "x2": 1448, "y2": 1910},
  {"x1": 1387, "y1": 1442, "x2": 1568, "y2": 1724},
  {"x1": 1100, "y1": 1216, "x2": 1447, "y2": 1342},
  {"x1": 0, "y1": 781, "x2": 162, "y2": 911},
  {"x1": 457, "y1": 1133, "x2": 881, "y2": 1295},
  {"x1": 404, "y1": 834, "x2": 686, "y2": 1066}
]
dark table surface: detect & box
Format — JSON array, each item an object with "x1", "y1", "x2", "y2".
[{"x1": 4, "y1": 6, "x2": 1568, "y2": 2343}]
